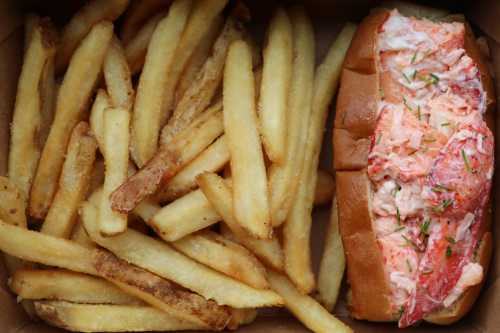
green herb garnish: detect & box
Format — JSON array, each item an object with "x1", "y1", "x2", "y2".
[
  {"x1": 411, "y1": 51, "x2": 418, "y2": 64},
  {"x1": 402, "y1": 235, "x2": 419, "y2": 250},
  {"x1": 376, "y1": 134, "x2": 382, "y2": 145},
  {"x1": 446, "y1": 245, "x2": 452, "y2": 258},
  {"x1": 403, "y1": 97, "x2": 413, "y2": 111},
  {"x1": 431, "y1": 184, "x2": 449, "y2": 193},
  {"x1": 394, "y1": 225, "x2": 406, "y2": 233},
  {"x1": 398, "y1": 306, "x2": 405, "y2": 320},
  {"x1": 461, "y1": 149, "x2": 472, "y2": 173},
  {"x1": 402, "y1": 72, "x2": 412, "y2": 84},
  {"x1": 432, "y1": 199, "x2": 453, "y2": 213},
  {"x1": 412, "y1": 69, "x2": 418, "y2": 80},
  {"x1": 441, "y1": 122, "x2": 450, "y2": 127},
  {"x1": 379, "y1": 88, "x2": 385, "y2": 98},
  {"x1": 429, "y1": 73, "x2": 439, "y2": 85},
  {"x1": 422, "y1": 268, "x2": 433, "y2": 275},
  {"x1": 396, "y1": 207, "x2": 401, "y2": 224},
  {"x1": 446, "y1": 236, "x2": 456, "y2": 244},
  {"x1": 417, "y1": 105, "x2": 421, "y2": 120},
  {"x1": 420, "y1": 219, "x2": 430, "y2": 235}
]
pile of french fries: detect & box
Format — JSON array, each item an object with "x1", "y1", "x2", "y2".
[{"x1": 2, "y1": 0, "x2": 357, "y2": 332}]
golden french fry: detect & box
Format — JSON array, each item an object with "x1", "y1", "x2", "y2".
[
  {"x1": 196, "y1": 173, "x2": 284, "y2": 271},
  {"x1": 87, "y1": 158, "x2": 105, "y2": 196},
  {"x1": 158, "y1": 0, "x2": 229, "y2": 127},
  {"x1": 133, "y1": 199, "x2": 160, "y2": 222},
  {"x1": 39, "y1": 52, "x2": 57, "y2": 151},
  {"x1": 172, "y1": 230, "x2": 269, "y2": 289},
  {"x1": 30, "y1": 21, "x2": 113, "y2": 219},
  {"x1": 10, "y1": 269, "x2": 141, "y2": 305},
  {"x1": 223, "y1": 40, "x2": 270, "y2": 239},
  {"x1": 41, "y1": 122, "x2": 97, "y2": 238},
  {"x1": 89, "y1": 89, "x2": 112, "y2": 153},
  {"x1": 314, "y1": 169, "x2": 335, "y2": 206},
  {"x1": 34, "y1": 301, "x2": 207, "y2": 332},
  {"x1": 269, "y1": 7, "x2": 315, "y2": 227},
  {"x1": 8, "y1": 18, "x2": 56, "y2": 199},
  {"x1": 120, "y1": 0, "x2": 170, "y2": 44},
  {"x1": 82, "y1": 198, "x2": 283, "y2": 308},
  {"x1": 156, "y1": 134, "x2": 229, "y2": 202},
  {"x1": 111, "y1": 111, "x2": 224, "y2": 213},
  {"x1": 268, "y1": 270, "x2": 353, "y2": 333},
  {"x1": 259, "y1": 8, "x2": 293, "y2": 163},
  {"x1": 130, "y1": 0, "x2": 192, "y2": 167},
  {"x1": 103, "y1": 37, "x2": 134, "y2": 109},
  {"x1": 100, "y1": 107, "x2": 130, "y2": 236},
  {"x1": 70, "y1": 221, "x2": 97, "y2": 249},
  {"x1": 283, "y1": 22, "x2": 356, "y2": 293},
  {"x1": 175, "y1": 15, "x2": 222, "y2": 103},
  {"x1": 227, "y1": 308, "x2": 258, "y2": 330},
  {"x1": 149, "y1": 189, "x2": 221, "y2": 241},
  {"x1": 124, "y1": 11, "x2": 166, "y2": 75},
  {"x1": 160, "y1": 17, "x2": 243, "y2": 145},
  {"x1": 55, "y1": 0, "x2": 129, "y2": 73},
  {"x1": 317, "y1": 197, "x2": 345, "y2": 312}
]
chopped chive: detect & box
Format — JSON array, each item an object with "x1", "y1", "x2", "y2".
[
  {"x1": 411, "y1": 51, "x2": 418, "y2": 64},
  {"x1": 432, "y1": 199, "x2": 453, "y2": 213},
  {"x1": 376, "y1": 134, "x2": 382, "y2": 145},
  {"x1": 403, "y1": 97, "x2": 413, "y2": 111},
  {"x1": 412, "y1": 69, "x2": 418, "y2": 80},
  {"x1": 406, "y1": 259, "x2": 413, "y2": 272},
  {"x1": 422, "y1": 268, "x2": 433, "y2": 275},
  {"x1": 402, "y1": 235, "x2": 418, "y2": 250},
  {"x1": 446, "y1": 236, "x2": 456, "y2": 244},
  {"x1": 396, "y1": 207, "x2": 401, "y2": 224},
  {"x1": 394, "y1": 225, "x2": 406, "y2": 233},
  {"x1": 417, "y1": 105, "x2": 421, "y2": 120},
  {"x1": 379, "y1": 88, "x2": 385, "y2": 98},
  {"x1": 398, "y1": 306, "x2": 405, "y2": 319},
  {"x1": 402, "y1": 72, "x2": 412, "y2": 84},
  {"x1": 392, "y1": 183, "x2": 401, "y2": 197},
  {"x1": 429, "y1": 73, "x2": 439, "y2": 85},
  {"x1": 431, "y1": 184, "x2": 449, "y2": 193},
  {"x1": 420, "y1": 219, "x2": 430, "y2": 235},
  {"x1": 446, "y1": 245, "x2": 452, "y2": 258},
  {"x1": 461, "y1": 149, "x2": 472, "y2": 173},
  {"x1": 441, "y1": 122, "x2": 450, "y2": 127}
]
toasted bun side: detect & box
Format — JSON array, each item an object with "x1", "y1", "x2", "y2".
[
  {"x1": 425, "y1": 232, "x2": 493, "y2": 325},
  {"x1": 343, "y1": 11, "x2": 389, "y2": 74},
  {"x1": 333, "y1": 129, "x2": 371, "y2": 170},
  {"x1": 336, "y1": 170, "x2": 393, "y2": 321}
]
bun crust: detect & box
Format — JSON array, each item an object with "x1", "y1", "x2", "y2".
[{"x1": 334, "y1": 9, "x2": 495, "y2": 324}]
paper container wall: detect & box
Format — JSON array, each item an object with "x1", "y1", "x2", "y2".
[{"x1": 0, "y1": 0, "x2": 499, "y2": 332}]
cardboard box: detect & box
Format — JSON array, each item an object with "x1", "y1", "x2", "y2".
[{"x1": 1, "y1": 0, "x2": 499, "y2": 332}]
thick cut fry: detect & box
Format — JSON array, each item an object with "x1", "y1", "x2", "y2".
[
  {"x1": 160, "y1": 18, "x2": 243, "y2": 145},
  {"x1": 8, "y1": 19, "x2": 56, "y2": 199},
  {"x1": 30, "y1": 21, "x2": 113, "y2": 219},
  {"x1": 103, "y1": 37, "x2": 134, "y2": 110},
  {"x1": 156, "y1": 135, "x2": 229, "y2": 202},
  {"x1": 0, "y1": 220, "x2": 97, "y2": 275},
  {"x1": 87, "y1": 158, "x2": 105, "y2": 196},
  {"x1": 159, "y1": 0, "x2": 229, "y2": 127},
  {"x1": 55, "y1": 0, "x2": 129, "y2": 73},
  {"x1": 100, "y1": 108, "x2": 130, "y2": 236},
  {"x1": 196, "y1": 173, "x2": 284, "y2": 271},
  {"x1": 10, "y1": 269, "x2": 141, "y2": 305},
  {"x1": 94, "y1": 249, "x2": 231, "y2": 329},
  {"x1": 111, "y1": 111, "x2": 224, "y2": 213},
  {"x1": 227, "y1": 308, "x2": 258, "y2": 330},
  {"x1": 317, "y1": 197, "x2": 345, "y2": 312},
  {"x1": 175, "y1": 15, "x2": 223, "y2": 103},
  {"x1": 82, "y1": 200, "x2": 283, "y2": 308},
  {"x1": 71, "y1": 221, "x2": 96, "y2": 249},
  {"x1": 41, "y1": 122, "x2": 97, "y2": 238},
  {"x1": 89, "y1": 89, "x2": 111, "y2": 152},
  {"x1": 259, "y1": 8, "x2": 293, "y2": 163},
  {"x1": 283, "y1": 22, "x2": 356, "y2": 293},
  {"x1": 130, "y1": 0, "x2": 192, "y2": 167},
  {"x1": 39, "y1": 52, "x2": 57, "y2": 150},
  {"x1": 133, "y1": 199, "x2": 160, "y2": 222},
  {"x1": 120, "y1": 0, "x2": 170, "y2": 44},
  {"x1": 172, "y1": 230, "x2": 269, "y2": 289},
  {"x1": 149, "y1": 189, "x2": 221, "y2": 241},
  {"x1": 35, "y1": 301, "x2": 206, "y2": 332},
  {"x1": 268, "y1": 271, "x2": 353, "y2": 333},
  {"x1": 269, "y1": 8, "x2": 315, "y2": 227},
  {"x1": 124, "y1": 12, "x2": 166, "y2": 75},
  {"x1": 223, "y1": 40, "x2": 270, "y2": 238},
  {"x1": 314, "y1": 169, "x2": 335, "y2": 206}
]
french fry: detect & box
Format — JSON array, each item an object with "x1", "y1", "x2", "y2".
[
  {"x1": 227, "y1": 308, "x2": 258, "y2": 330},
  {"x1": 172, "y1": 230, "x2": 269, "y2": 289},
  {"x1": 149, "y1": 189, "x2": 221, "y2": 241},
  {"x1": 94, "y1": 249, "x2": 231, "y2": 329},
  {"x1": 82, "y1": 198, "x2": 283, "y2": 308},
  {"x1": 89, "y1": 89, "x2": 112, "y2": 152},
  {"x1": 120, "y1": 0, "x2": 170, "y2": 44},
  {"x1": 196, "y1": 173, "x2": 284, "y2": 271},
  {"x1": 156, "y1": 134, "x2": 229, "y2": 202},
  {"x1": 30, "y1": 21, "x2": 113, "y2": 219},
  {"x1": 103, "y1": 37, "x2": 134, "y2": 110},
  {"x1": 268, "y1": 7, "x2": 315, "y2": 227},
  {"x1": 160, "y1": 17, "x2": 243, "y2": 145},
  {"x1": 87, "y1": 158, "x2": 105, "y2": 196},
  {"x1": 258, "y1": 8, "x2": 293, "y2": 163},
  {"x1": 70, "y1": 221, "x2": 97, "y2": 249},
  {"x1": 317, "y1": 197, "x2": 345, "y2": 312},
  {"x1": 39, "y1": 42, "x2": 57, "y2": 150},
  {"x1": 223, "y1": 40, "x2": 271, "y2": 238},
  {"x1": 133, "y1": 199, "x2": 160, "y2": 222},
  {"x1": 24, "y1": 13, "x2": 39, "y2": 50},
  {"x1": 175, "y1": 15, "x2": 223, "y2": 103},
  {"x1": 111, "y1": 110, "x2": 224, "y2": 213},
  {"x1": 283, "y1": 22, "x2": 356, "y2": 293},
  {"x1": 55, "y1": 0, "x2": 129, "y2": 73},
  {"x1": 8, "y1": 18, "x2": 56, "y2": 199},
  {"x1": 314, "y1": 169, "x2": 335, "y2": 206},
  {"x1": 10, "y1": 269, "x2": 141, "y2": 305},
  {"x1": 130, "y1": 0, "x2": 192, "y2": 167},
  {"x1": 268, "y1": 270, "x2": 353, "y2": 333},
  {"x1": 158, "y1": 0, "x2": 229, "y2": 127},
  {"x1": 34, "y1": 301, "x2": 207, "y2": 332},
  {"x1": 41, "y1": 122, "x2": 97, "y2": 238},
  {"x1": 99, "y1": 107, "x2": 130, "y2": 236},
  {"x1": 124, "y1": 12, "x2": 166, "y2": 75}
]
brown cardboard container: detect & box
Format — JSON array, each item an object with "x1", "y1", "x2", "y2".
[{"x1": 1, "y1": 0, "x2": 500, "y2": 332}]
